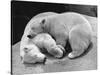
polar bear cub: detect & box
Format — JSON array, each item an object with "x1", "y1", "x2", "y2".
[{"x1": 20, "y1": 33, "x2": 65, "y2": 64}]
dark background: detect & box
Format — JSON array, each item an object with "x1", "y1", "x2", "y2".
[{"x1": 11, "y1": 1, "x2": 97, "y2": 45}]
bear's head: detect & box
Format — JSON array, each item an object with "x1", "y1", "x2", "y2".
[
  {"x1": 21, "y1": 44, "x2": 46, "y2": 64},
  {"x1": 27, "y1": 18, "x2": 48, "y2": 39}
]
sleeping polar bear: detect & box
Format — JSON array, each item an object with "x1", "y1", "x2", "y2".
[
  {"x1": 20, "y1": 12, "x2": 93, "y2": 63},
  {"x1": 20, "y1": 33, "x2": 65, "y2": 64}
]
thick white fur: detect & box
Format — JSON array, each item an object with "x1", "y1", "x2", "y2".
[
  {"x1": 20, "y1": 12, "x2": 93, "y2": 61},
  {"x1": 32, "y1": 33, "x2": 65, "y2": 58}
]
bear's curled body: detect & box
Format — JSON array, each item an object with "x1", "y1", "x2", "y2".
[{"x1": 21, "y1": 12, "x2": 92, "y2": 58}]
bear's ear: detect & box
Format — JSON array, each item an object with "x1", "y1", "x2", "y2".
[
  {"x1": 40, "y1": 19, "x2": 46, "y2": 29},
  {"x1": 41, "y1": 19, "x2": 45, "y2": 24},
  {"x1": 40, "y1": 19, "x2": 46, "y2": 25}
]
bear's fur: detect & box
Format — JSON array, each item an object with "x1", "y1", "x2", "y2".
[
  {"x1": 20, "y1": 12, "x2": 92, "y2": 59},
  {"x1": 20, "y1": 44, "x2": 46, "y2": 64},
  {"x1": 20, "y1": 33, "x2": 65, "y2": 64},
  {"x1": 32, "y1": 33, "x2": 65, "y2": 58}
]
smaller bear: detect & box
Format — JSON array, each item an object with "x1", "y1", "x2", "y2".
[{"x1": 20, "y1": 33, "x2": 65, "y2": 64}]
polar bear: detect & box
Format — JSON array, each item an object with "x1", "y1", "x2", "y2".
[
  {"x1": 20, "y1": 33, "x2": 65, "y2": 64},
  {"x1": 21, "y1": 12, "x2": 92, "y2": 59}
]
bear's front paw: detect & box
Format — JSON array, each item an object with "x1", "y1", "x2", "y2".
[
  {"x1": 57, "y1": 45, "x2": 66, "y2": 54},
  {"x1": 67, "y1": 49, "x2": 84, "y2": 59},
  {"x1": 68, "y1": 52, "x2": 75, "y2": 58},
  {"x1": 49, "y1": 45, "x2": 65, "y2": 59}
]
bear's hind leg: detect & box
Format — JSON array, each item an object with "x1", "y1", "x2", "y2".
[{"x1": 68, "y1": 25, "x2": 91, "y2": 58}]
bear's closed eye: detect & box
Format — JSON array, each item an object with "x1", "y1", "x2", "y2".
[{"x1": 27, "y1": 35, "x2": 33, "y2": 39}]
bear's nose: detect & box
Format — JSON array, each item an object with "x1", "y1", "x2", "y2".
[{"x1": 27, "y1": 35, "x2": 32, "y2": 39}]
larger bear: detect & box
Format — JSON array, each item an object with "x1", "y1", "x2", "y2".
[{"x1": 21, "y1": 12, "x2": 92, "y2": 59}]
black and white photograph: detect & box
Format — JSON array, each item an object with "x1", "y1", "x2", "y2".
[{"x1": 11, "y1": 0, "x2": 97, "y2": 75}]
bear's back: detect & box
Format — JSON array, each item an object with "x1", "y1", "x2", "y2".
[
  {"x1": 32, "y1": 33, "x2": 55, "y2": 48},
  {"x1": 44, "y1": 12, "x2": 92, "y2": 36}
]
